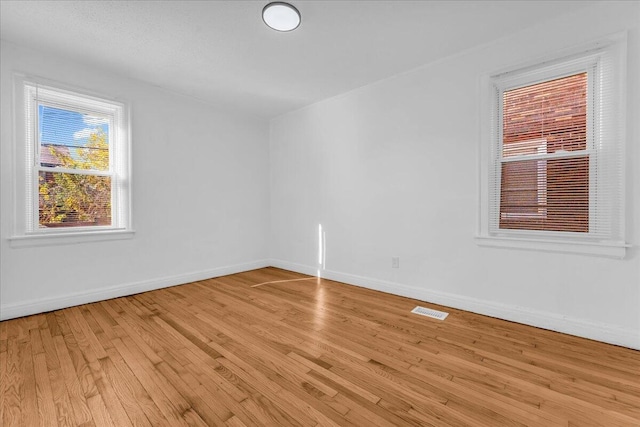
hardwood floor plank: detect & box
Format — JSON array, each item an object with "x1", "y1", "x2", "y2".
[
  {"x1": 33, "y1": 351, "x2": 60, "y2": 427},
  {"x1": 239, "y1": 393, "x2": 305, "y2": 427},
  {"x1": 0, "y1": 323, "x2": 12, "y2": 427},
  {"x1": 29, "y1": 328, "x2": 45, "y2": 356},
  {"x1": 154, "y1": 357, "x2": 231, "y2": 426},
  {"x1": 65, "y1": 307, "x2": 108, "y2": 361},
  {"x1": 107, "y1": 345, "x2": 170, "y2": 426},
  {"x1": 45, "y1": 312, "x2": 62, "y2": 338},
  {"x1": 110, "y1": 337, "x2": 196, "y2": 427},
  {"x1": 214, "y1": 350, "x2": 326, "y2": 426},
  {"x1": 0, "y1": 320, "x2": 7, "y2": 342},
  {"x1": 85, "y1": 393, "x2": 116, "y2": 427},
  {"x1": 47, "y1": 367, "x2": 76, "y2": 427},
  {"x1": 287, "y1": 351, "x2": 380, "y2": 404},
  {"x1": 20, "y1": 339, "x2": 39, "y2": 427},
  {"x1": 39, "y1": 326, "x2": 61, "y2": 372},
  {"x1": 224, "y1": 415, "x2": 249, "y2": 427},
  {"x1": 95, "y1": 352, "x2": 148, "y2": 427},
  {"x1": 53, "y1": 335, "x2": 94, "y2": 425},
  {"x1": 2, "y1": 267, "x2": 639, "y2": 426},
  {"x1": 4, "y1": 333, "x2": 23, "y2": 427}
]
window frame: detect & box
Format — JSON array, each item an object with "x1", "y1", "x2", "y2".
[
  {"x1": 10, "y1": 75, "x2": 134, "y2": 247},
  {"x1": 476, "y1": 35, "x2": 628, "y2": 258}
]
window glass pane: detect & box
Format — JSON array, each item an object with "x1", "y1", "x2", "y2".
[
  {"x1": 502, "y1": 73, "x2": 587, "y2": 158},
  {"x1": 39, "y1": 105, "x2": 110, "y2": 171},
  {"x1": 38, "y1": 171, "x2": 111, "y2": 228}
]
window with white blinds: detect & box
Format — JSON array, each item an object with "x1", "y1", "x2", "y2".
[
  {"x1": 498, "y1": 72, "x2": 589, "y2": 233},
  {"x1": 479, "y1": 35, "x2": 627, "y2": 258},
  {"x1": 12, "y1": 76, "x2": 132, "y2": 244}
]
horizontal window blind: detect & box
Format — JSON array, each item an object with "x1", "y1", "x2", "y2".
[{"x1": 500, "y1": 156, "x2": 589, "y2": 232}]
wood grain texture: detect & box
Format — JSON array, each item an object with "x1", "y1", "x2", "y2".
[{"x1": 1, "y1": 267, "x2": 639, "y2": 426}]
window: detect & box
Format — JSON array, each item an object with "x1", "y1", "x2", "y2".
[
  {"x1": 477, "y1": 35, "x2": 627, "y2": 258},
  {"x1": 11, "y1": 76, "x2": 132, "y2": 246},
  {"x1": 499, "y1": 73, "x2": 587, "y2": 232}
]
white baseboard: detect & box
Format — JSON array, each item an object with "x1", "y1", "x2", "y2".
[
  {"x1": 270, "y1": 259, "x2": 640, "y2": 351},
  {"x1": 0, "y1": 259, "x2": 270, "y2": 321}
]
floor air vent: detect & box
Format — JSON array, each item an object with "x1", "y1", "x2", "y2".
[{"x1": 411, "y1": 306, "x2": 449, "y2": 320}]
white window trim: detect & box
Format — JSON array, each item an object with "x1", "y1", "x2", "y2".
[
  {"x1": 10, "y1": 74, "x2": 134, "y2": 247},
  {"x1": 476, "y1": 34, "x2": 628, "y2": 259}
]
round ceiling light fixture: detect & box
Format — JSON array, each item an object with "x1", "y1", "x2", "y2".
[{"x1": 262, "y1": 2, "x2": 301, "y2": 32}]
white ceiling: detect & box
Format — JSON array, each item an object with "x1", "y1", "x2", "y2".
[{"x1": 1, "y1": 1, "x2": 595, "y2": 119}]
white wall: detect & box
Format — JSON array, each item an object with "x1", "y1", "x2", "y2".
[
  {"x1": 0, "y1": 41, "x2": 271, "y2": 318},
  {"x1": 270, "y1": 2, "x2": 640, "y2": 349}
]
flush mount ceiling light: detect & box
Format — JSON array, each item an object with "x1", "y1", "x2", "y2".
[{"x1": 262, "y1": 2, "x2": 301, "y2": 32}]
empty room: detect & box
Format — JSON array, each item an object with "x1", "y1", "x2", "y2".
[{"x1": 1, "y1": 1, "x2": 639, "y2": 426}]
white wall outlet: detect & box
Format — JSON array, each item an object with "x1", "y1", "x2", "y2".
[{"x1": 392, "y1": 257, "x2": 400, "y2": 268}]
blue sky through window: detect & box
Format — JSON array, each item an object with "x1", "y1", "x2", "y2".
[{"x1": 39, "y1": 105, "x2": 109, "y2": 148}]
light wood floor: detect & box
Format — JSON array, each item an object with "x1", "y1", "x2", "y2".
[{"x1": 1, "y1": 268, "x2": 639, "y2": 426}]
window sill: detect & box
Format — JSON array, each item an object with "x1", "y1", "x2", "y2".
[
  {"x1": 9, "y1": 229, "x2": 135, "y2": 248},
  {"x1": 475, "y1": 235, "x2": 628, "y2": 259}
]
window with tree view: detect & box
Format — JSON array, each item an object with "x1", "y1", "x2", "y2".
[
  {"x1": 19, "y1": 80, "x2": 131, "y2": 236},
  {"x1": 38, "y1": 105, "x2": 112, "y2": 227}
]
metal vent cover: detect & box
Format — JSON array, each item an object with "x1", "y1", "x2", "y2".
[{"x1": 411, "y1": 306, "x2": 449, "y2": 320}]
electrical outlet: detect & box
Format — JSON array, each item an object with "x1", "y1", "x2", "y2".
[{"x1": 392, "y1": 257, "x2": 400, "y2": 268}]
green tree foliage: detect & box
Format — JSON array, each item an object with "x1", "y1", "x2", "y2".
[{"x1": 39, "y1": 130, "x2": 111, "y2": 227}]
